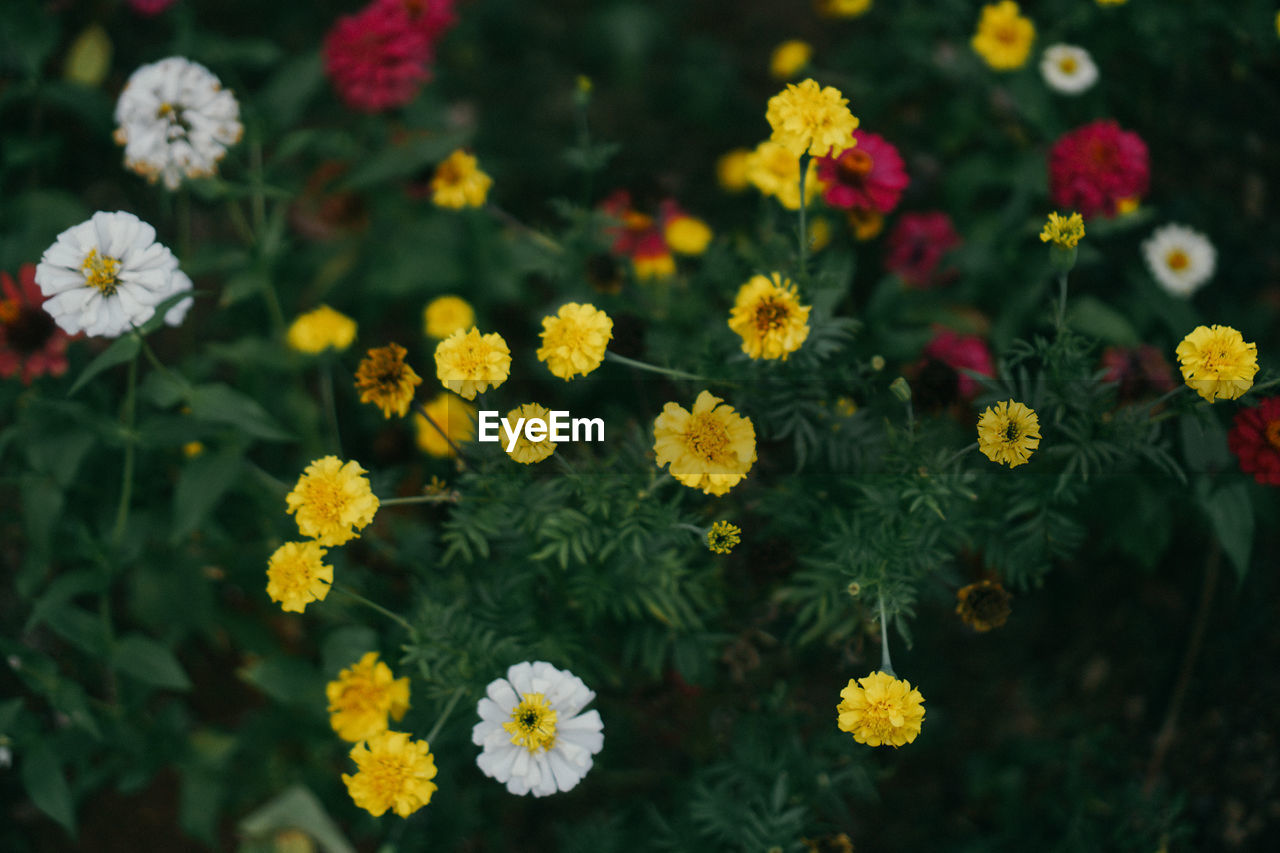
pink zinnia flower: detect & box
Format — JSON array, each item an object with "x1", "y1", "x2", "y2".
[
  {"x1": 127, "y1": 0, "x2": 178, "y2": 15},
  {"x1": 816, "y1": 130, "x2": 909, "y2": 214},
  {"x1": 0, "y1": 264, "x2": 71, "y2": 384},
  {"x1": 923, "y1": 328, "x2": 994, "y2": 399},
  {"x1": 324, "y1": 1, "x2": 434, "y2": 113},
  {"x1": 1228, "y1": 397, "x2": 1280, "y2": 486},
  {"x1": 1100, "y1": 344, "x2": 1175, "y2": 402},
  {"x1": 1048, "y1": 120, "x2": 1149, "y2": 220},
  {"x1": 884, "y1": 211, "x2": 961, "y2": 288}
]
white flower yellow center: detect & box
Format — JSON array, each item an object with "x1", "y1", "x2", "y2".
[
  {"x1": 1165, "y1": 249, "x2": 1190, "y2": 271},
  {"x1": 504, "y1": 693, "x2": 558, "y2": 753},
  {"x1": 81, "y1": 249, "x2": 121, "y2": 295},
  {"x1": 1057, "y1": 56, "x2": 1078, "y2": 75}
]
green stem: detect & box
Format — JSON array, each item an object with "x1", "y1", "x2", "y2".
[
  {"x1": 941, "y1": 441, "x2": 979, "y2": 469},
  {"x1": 334, "y1": 583, "x2": 414, "y2": 633},
  {"x1": 1054, "y1": 271, "x2": 1069, "y2": 332},
  {"x1": 137, "y1": 335, "x2": 193, "y2": 395},
  {"x1": 672, "y1": 522, "x2": 705, "y2": 538},
  {"x1": 425, "y1": 686, "x2": 466, "y2": 744},
  {"x1": 177, "y1": 188, "x2": 192, "y2": 260},
  {"x1": 379, "y1": 494, "x2": 460, "y2": 507},
  {"x1": 797, "y1": 152, "x2": 810, "y2": 280},
  {"x1": 605, "y1": 351, "x2": 707, "y2": 382},
  {"x1": 413, "y1": 401, "x2": 468, "y2": 465},
  {"x1": 878, "y1": 596, "x2": 895, "y2": 676},
  {"x1": 320, "y1": 358, "x2": 342, "y2": 456},
  {"x1": 111, "y1": 352, "x2": 139, "y2": 546},
  {"x1": 487, "y1": 204, "x2": 563, "y2": 254}
]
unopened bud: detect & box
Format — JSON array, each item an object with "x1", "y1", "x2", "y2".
[{"x1": 889, "y1": 376, "x2": 912, "y2": 403}]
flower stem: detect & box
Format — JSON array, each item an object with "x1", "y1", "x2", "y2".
[
  {"x1": 334, "y1": 583, "x2": 414, "y2": 633},
  {"x1": 941, "y1": 441, "x2": 979, "y2": 469},
  {"x1": 672, "y1": 522, "x2": 705, "y2": 538},
  {"x1": 111, "y1": 351, "x2": 140, "y2": 546},
  {"x1": 425, "y1": 686, "x2": 466, "y2": 744},
  {"x1": 878, "y1": 596, "x2": 895, "y2": 677},
  {"x1": 1054, "y1": 271, "x2": 1069, "y2": 332},
  {"x1": 413, "y1": 401, "x2": 468, "y2": 466},
  {"x1": 605, "y1": 351, "x2": 707, "y2": 382},
  {"x1": 379, "y1": 494, "x2": 459, "y2": 507},
  {"x1": 487, "y1": 204, "x2": 563, "y2": 254},
  {"x1": 319, "y1": 357, "x2": 342, "y2": 456}
]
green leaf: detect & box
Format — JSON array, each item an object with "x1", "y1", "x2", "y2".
[
  {"x1": 172, "y1": 450, "x2": 244, "y2": 539},
  {"x1": 21, "y1": 743, "x2": 76, "y2": 834},
  {"x1": 189, "y1": 383, "x2": 294, "y2": 442},
  {"x1": 112, "y1": 635, "x2": 192, "y2": 691},
  {"x1": 219, "y1": 269, "x2": 268, "y2": 308},
  {"x1": 338, "y1": 130, "x2": 469, "y2": 191},
  {"x1": 321, "y1": 626, "x2": 379, "y2": 679},
  {"x1": 1179, "y1": 411, "x2": 1230, "y2": 474},
  {"x1": 139, "y1": 370, "x2": 191, "y2": 409},
  {"x1": 258, "y1": 52, "x2": 326, "y2": 133},
  {"x1": 1200, "y1": 481, "x2": 1254, "y2": 582},
  {"x1": 239, "y1": 785, "x2": 356, "y2": 853},
  {"x1": 20, "y1": 474, "x2": 63, "y2": 555},
  {"x1": 67, "y1": 334, "x2": 139, "y2": 397},
  {"x1": 135, "y1": 290, "x2": 200, "y2": 335},
  {"x1": 238, "y1": 656, "x2": 324, "y2": 707},
  {"x1": 1066, "y1": 296, "x2": 1140, "y2": 346},
  {"x1": 0, "y1": 697, "x2": 23, "y2": 733}
]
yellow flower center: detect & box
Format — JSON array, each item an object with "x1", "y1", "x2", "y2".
[
  {"x1": 686, "y1": 411, "x2": 731, "y2": 461},
  {"x1": 753, "y1": 298, "x2": 793, "y2": 334},
  {"x1": 503, "y1": 693, "x2": 557, "y2": 753},
  {"x1": 1266, "y1": 420, "x2": 1280, "y2": 451},
  {"x1": 859, "y1": 696, "x2": 908, "y2": 742},
  {"x1": 1004, "y1": 422, "x2": 1020, "y2": 442},
  {"x1": 1165, "y1": 249, "x2": 1190, "y2": 271},
  {"x1": 302, "y1": 478, "x2": 345, "y2": 525},
  {"x1": 81, "y1": 249, "x2": 121, "y2": 295},
  {"x1": 836, "y1": 148, "x2": 875, "y2": 183},
  {"x1": 1057, "y1": 56, "x2": 1078, "y2": 74},
  {"x1": 994, "y1": 23, "x2": 1020, "y2": 45}
]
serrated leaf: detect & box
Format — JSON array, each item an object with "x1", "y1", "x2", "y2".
[
  {"x1": 21, "y1": 743, "x2": 75, "y2": 834},
  {"x1": 67, "y1": 334, "x2": 138, "y2": 397},
  {"x1": 112, "y1": 635, "x2": 192, "y2": 690}
]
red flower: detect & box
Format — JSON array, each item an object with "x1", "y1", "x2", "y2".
[
  {"x1": 1100, "y1": 344, "x2": 1175, "y2": 402},
  {"x1": 816, "y1": 130, "x2": 908, "y2": 214},
  {"x1": 600, "y1": 191, "x2": 675, "y2": 279},
  {"x1": 324, "y1": 1, "x2": 434, "y2": 113},
  {"x1": 923, "y1": 328, "x2": 994, "y2": 399},
  {"x1": 884, "y1": 211, "x2": 961, "y2": 288},
  {"x1": 127, "y1": 0, "x2": 178, "y2": 15},
  {"x1": 1228, "y1": 397, "x2": 1280, "y2": 486},
  {"x1": 0, "y1": 264, "x2": 71, "y2": 384},
  {"x1": 1048, "y1": 120, "x2": 1149, "y2": 220}
]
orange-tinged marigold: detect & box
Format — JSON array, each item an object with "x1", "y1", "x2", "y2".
[{"x1": 355, "y1": 343, "x2": 422, "y2": 419}]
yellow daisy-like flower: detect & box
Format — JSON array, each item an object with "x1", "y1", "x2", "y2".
[
  {"x1": 956, "y1": 579, "x2": 1013, "y2": 632},
  {"x1": 769, "y1": 40, "x2": 813, "y2": 80},
  {"x1": 716, "y1": 148, "x2": 753, "y2": 193},
  {"x1": 423, "y1": 295, "x2": 475, "y2": 340},
  {"x1": 745, "y1": 139, "x2": 822, "y2": 211},
  {"x1": 837, "y1": 671, "x2": 925, "y2": 748},
  {"x1": 816, "y1": 0, "x2": 872, "y2": 17},
  {"x1": 728, "y1": 273, "x2": 812, "y2": 361},
  {"x1": 971, "y1": 1, "x2": 1036, "y2": 71},
  {"x1": 355, "y1": 343, "x2": 422, "y2": 419},
  {"x1": 430, "y1": 149, "x2": 492, "y2": 209},
  {"x1": 286, "y1": 305, "x2": 357, "y2": 354},
  {"x1": 285, "y1": 456, "x2": 380, "y2": 546},
  {"x1": 342, "y1": 731, "x2": 438, "y2": 818},
  {"x1": 434, "y1": 327, "x2": 512, "y2": 400},
  {"x1": 265, "y1": 541, "x2": 333, "y2": 613},
  {"x1": 976, "y1": 400, "x2": 1042, "y2": 468},
  {"x1": 706, "y1": 521, "x2": 741, "y2": 554},
  {"x1": 664, "y1": 216, "x2": 713, "y2": 255},
  {"x1": 414, "y1": 392, "x2": 476, "y2": 458},
  {"x1": 766, "y1": 78, "x2": 859, "y2": 158},
  {"x1": 537, "y1": 303, "x2": 613, "y2": 381},
  {"x1": 501, "y1": 403, "x2": 558, "y2": 464},
  {"x1": 326, "y1": 652, "x2": 411, "y2": 743},
  {"x1": 1175, "y1": 324, "x2": 1259, "y2": 402},
  {"x1": 654, "y1": 391, "x2": 757, "y2": 496},
  {"x1": 1039, "y1": 211, "x2": 1085, "y2": 249}
]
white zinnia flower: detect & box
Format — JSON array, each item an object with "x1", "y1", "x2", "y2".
[
  {"x1": 1040, "y1": 45, "x2": 1098, "y2": 95},
  {"x1": 1142, "y1": 223, "x2": 1216, "y2": 297},
  {"x1": 113, "y1": 56, "x2": 243, "y2": 191},
  {"x1": 35, "y1": 211, "x2": 185, "y2": 337},
  {"x1": 472, "y1": 661, "x2": 604, "y2": 797},
  {"x1": 165, "y1": 270, "x2": 195, "y2": 327}
]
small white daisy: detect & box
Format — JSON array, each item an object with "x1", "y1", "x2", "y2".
[
  {"x1": 1040, "y1": 44, "x2": 1098, "y2": 95},
  {"x1": 113, "y1": 57, "x2": 243, "y2": 191},
  {"x1": 472, "y1": 661, "x2": 604, "y2": 797},
  {"x1": 1142, "y1": 223, "x2": 1216, "y2": 297},
  {"x1": 34, "y1": 211, "x2": 185, "y2": 338}
]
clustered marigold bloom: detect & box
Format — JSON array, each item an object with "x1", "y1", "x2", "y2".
[
  {"x1": 884, "y1": 211, "x2": 962, "y2": 288},
  {"x1": 815, "y1": 0, "x2": 872, "y2": 17},
  {"x1": 355, "y1": 343, "x2": 423, "y2": 418},
  {"x1": 654, "y1": 391, "x2": 757, "y2": 496},
  {"x1": 815, "y1": 130, "x2": 908, "y2": 214},
  {"x1": 423, "y1": 294, "x2": 475, "y2": 339},
  {"x1": 971, "y1": 2, "x2": 1036, "y2": 71},
  {"x1": 837, "y1": 671, "x2": 925, "y2": 747},
  {"x1": 414, "y1": 392, "x2": 476, "y2": 457},
  {"x1": 1048, "y1": 120, "x2": 1149, "y2": 220},
  {"x1": 955, "y1": 579, "x2": 1013, "y2": 632},
  {"x1": 977, "y1": 400, "x2": 1041, "y2": 468},
  {"x1": 285, "y1": 456, "x2": 381, "y2": 546},
  {"x1": 1040, "y1": 211, "x2": 1085, "y2": 249},
  {"x1": 433, "y1": 327, "x2": 512, "y2": 400},
  {"x1": 919, "y1": 327, "x2": 995, "y2": 401},
  {"x1": 769, "y1": 40, "x2": 812, "y2": 80},
  {"x1": 327, "y1": 652, "x2": 411, "y2": 743},
  {"x1": 1228, "y1": 397, "x2": 1280, "y2": 486},
  {"x1": 1175, "y1": 324, "x2": 1259, "y2": 402},
  {"x1": 286, "y1": 305, "x2": 357, "y2": 354},
  {"x1": 1, "y1": 264, "x2": 70, "y2": 384},
  {"x1": 706, "y1": 521, "x2": 741, "y2": 555},
  {"x1": 323, "y1": 1, "x2": 433, "y2": 112},
  {"x1": 430, "y1": 149, "x2": 492, "y2": 209},
  {"x1": 342, "y1": 731, "x2": 438, "y2": 818},
  {"x1": 727, "y1": 273, "x2": 812, "y2": 361},
  {"x1": 501, "y1": 403, "x2": 558, "y2": 464},
  {"x1": 1142, "y1": 224, "x2": 1216, "y2": 297},
  {"x1": 766, "y1": 78, "x2": 859, "y2": 158},
  {"x1": 265, "y1": 541, "x2": 333, "y2": 613},
  {"x1": 1040, "y1": 44, "x2": 1098, "y2": 95},
  {"x1": 537, "y1": 303, "x2": 613, "y2": 380},
  {"x1": 745, "y1": 140, "x2": 822, "y2": 211}
]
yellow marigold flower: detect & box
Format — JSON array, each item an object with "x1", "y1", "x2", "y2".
[
  {"x1": 977, "y1": 400, "x2": 1041, "y2": 468},
  {"x1": 342, "y1": 731, "x2": 438, "y2": 818},
  {"x1": 433, "y1": 327, "x2": 512, "y2": 400},
  {"x1": 746, "y1": 139, "x2": 822, "y2": 210},
  {"x1": 816, "y1": 0, "x2": 872, "y2": 17},
  {"x1": 414, "y1": 392, "x2": 476, "y2": 458},
  {"x1": 716, "y1": 148, "x2": 753, "y2": 193},
  {"x1": 706, "y1": 521, "x2": 741, "y2": 554},
  {"x1": 182, "y1": 441, "x2": 205, "y2": 458},
  {"x1": 502, "y1": 403, "x2": 558, "y2": 464},
  {"x1": 633, "y1": 251, "x2": 676, "y2": 280},
  {"x1": 956, "y1": 579, "x2": 1012, "y2": 632},
  {"x1": 1175, "y1": 324, "x2": 1259, "y2": 402},
  {"x1": 537, "y1": 303, "x2": 613, "y2": 380},
  {"x1": 847, "y1": 208, "x2": 884, "y2": 241},
  {"x1": 355, "y1": 343, "x2": 422, "y2": 419},
  {"x1": 766, "y1": 78, "x2": 859, "y2": 158},
  {"x1": 728, "y1": 273, "x2": 812, "y2": 361},
  {"x1": 1115, "y1": 196, "x2": 1140, "y2": 216},
  {"x1": 327, "y1": 652, "x2": 411, "y2": 743},
  {"x1": 837, "y1": 671, "x2": 925, "y2": 748},
  {"x1": 664, "y1": 215, "x2": 713, "y2": 255},
  {"x1": 285, "y1": 456, "x2": 380, "y2": 546},
  {"x1": 971, "y1": 1, "x2": 1036, "y2": 71},
  {"x1": 265, "y1": 541, "x2": 333, "y2": 613},
  {"x1": 286, "y1": 305, "x2": 357, "y2": 354},
  {"x1": 423, "y1": 295, "x2": 475, "y2": 339},
  {"x1": 654, "y1": 391, "x2": 757, "y2": 496},
  {"x1": 1039, "y1": 211, "x2": 1085, "y2": 249},
  {"x1": 430, "y1": 149, "x2": 491, "y2": 209},
  {"x1": 769, "y1": 40, "x2": 813, "y2": 80}
]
